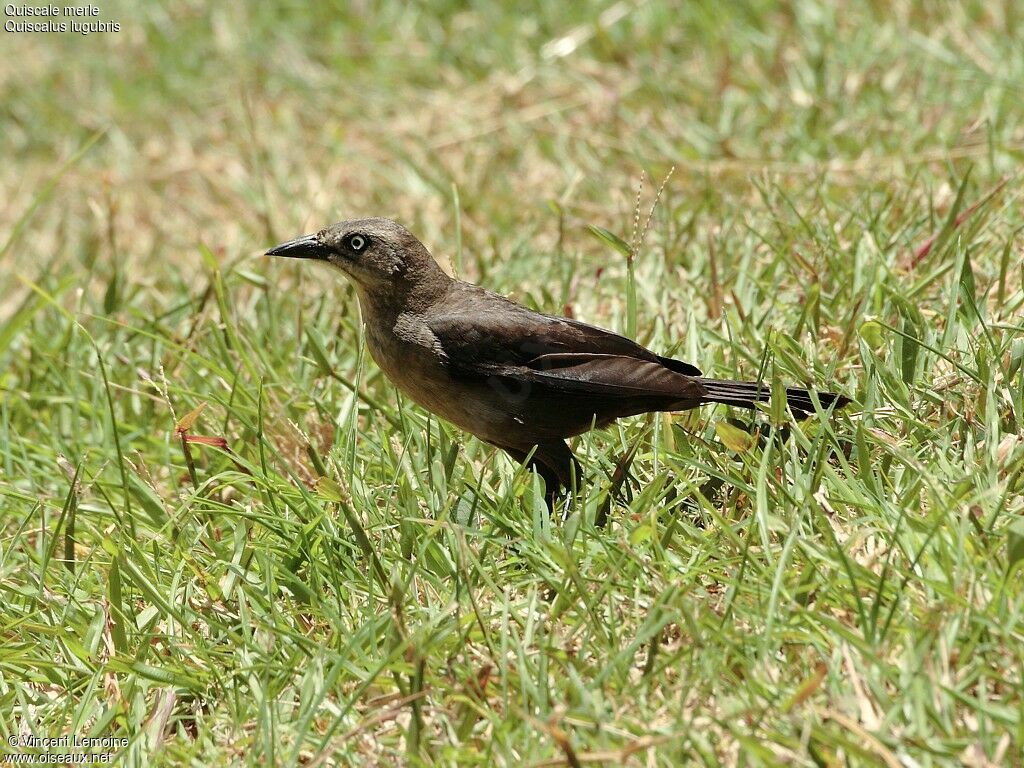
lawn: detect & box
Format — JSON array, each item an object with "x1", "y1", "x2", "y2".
[{"x1": 1, "y1": 1, "x2": 1022, "y2": 765}]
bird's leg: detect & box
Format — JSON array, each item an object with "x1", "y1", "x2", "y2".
[
  {"x1": 497, "y1": 444, "x2": 560, "y2": 508},
  {"x1": 533, "y1": 439, "x2": 582, "y2": 518},
  {"x1": 595, "y1": 438, "x2": 640, "y2": 528},
  {"x1": 498, "y1": 440, "x2": 581, "y2": 516}
]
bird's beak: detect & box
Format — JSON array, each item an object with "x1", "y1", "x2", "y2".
[{"x1": 266, "y1": 234, "x2": 331, "y2": 260}]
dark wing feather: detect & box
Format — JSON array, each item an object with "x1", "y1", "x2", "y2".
[
  {"x1": 428, "y1": 295, "x2": 702, "y2": 380},
  {"x1": 523, "y1": 353, "x2": 705, "y2": 400},
  {"x1": 427, "y1": 294, "x2": 706, "y2": 435}
]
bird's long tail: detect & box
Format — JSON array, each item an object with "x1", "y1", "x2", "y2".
[{"x1": 697, "y1": 378, "x2": 850, "y2": 414}]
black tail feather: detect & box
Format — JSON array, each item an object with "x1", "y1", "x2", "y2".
[{"x1": 697, "y1": 378, "x2": 850, "y2": 414}]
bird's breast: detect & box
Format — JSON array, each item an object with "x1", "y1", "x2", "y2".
[{"x1": 362, "y1": 315, "x2": 507, "y2": 440}]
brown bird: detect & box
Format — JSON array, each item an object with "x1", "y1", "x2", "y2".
[{"x1": 268, "y1": 218, "x2": 849, "y2": 508}]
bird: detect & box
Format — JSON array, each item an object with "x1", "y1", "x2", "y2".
[{"x1": 268, "y1": 218, "x2": 849, "y2": 509}]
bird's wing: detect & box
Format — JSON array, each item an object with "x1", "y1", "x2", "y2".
[
  {"x1": 427, "y1": 300, "x2": 704, "y2": 403},
  {"x1": 520, "y1": 353, "x2": 706, "y2": 400}
]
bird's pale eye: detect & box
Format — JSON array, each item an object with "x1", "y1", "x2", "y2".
[{"x1": 347, "y1": 234, "x2": 369, "y2": 252}]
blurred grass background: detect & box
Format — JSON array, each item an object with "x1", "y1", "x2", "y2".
[{"x1": 2, "y1": 1, "x2": 1023, "y2": 765}]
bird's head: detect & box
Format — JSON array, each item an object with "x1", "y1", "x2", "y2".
[{"x1": 267, "y1": 218, "x2": 446, "y2": 302}]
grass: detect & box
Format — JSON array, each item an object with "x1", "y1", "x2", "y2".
[{"x1": 2, "y1": 0, "x2": 1023, "y2": 765}]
